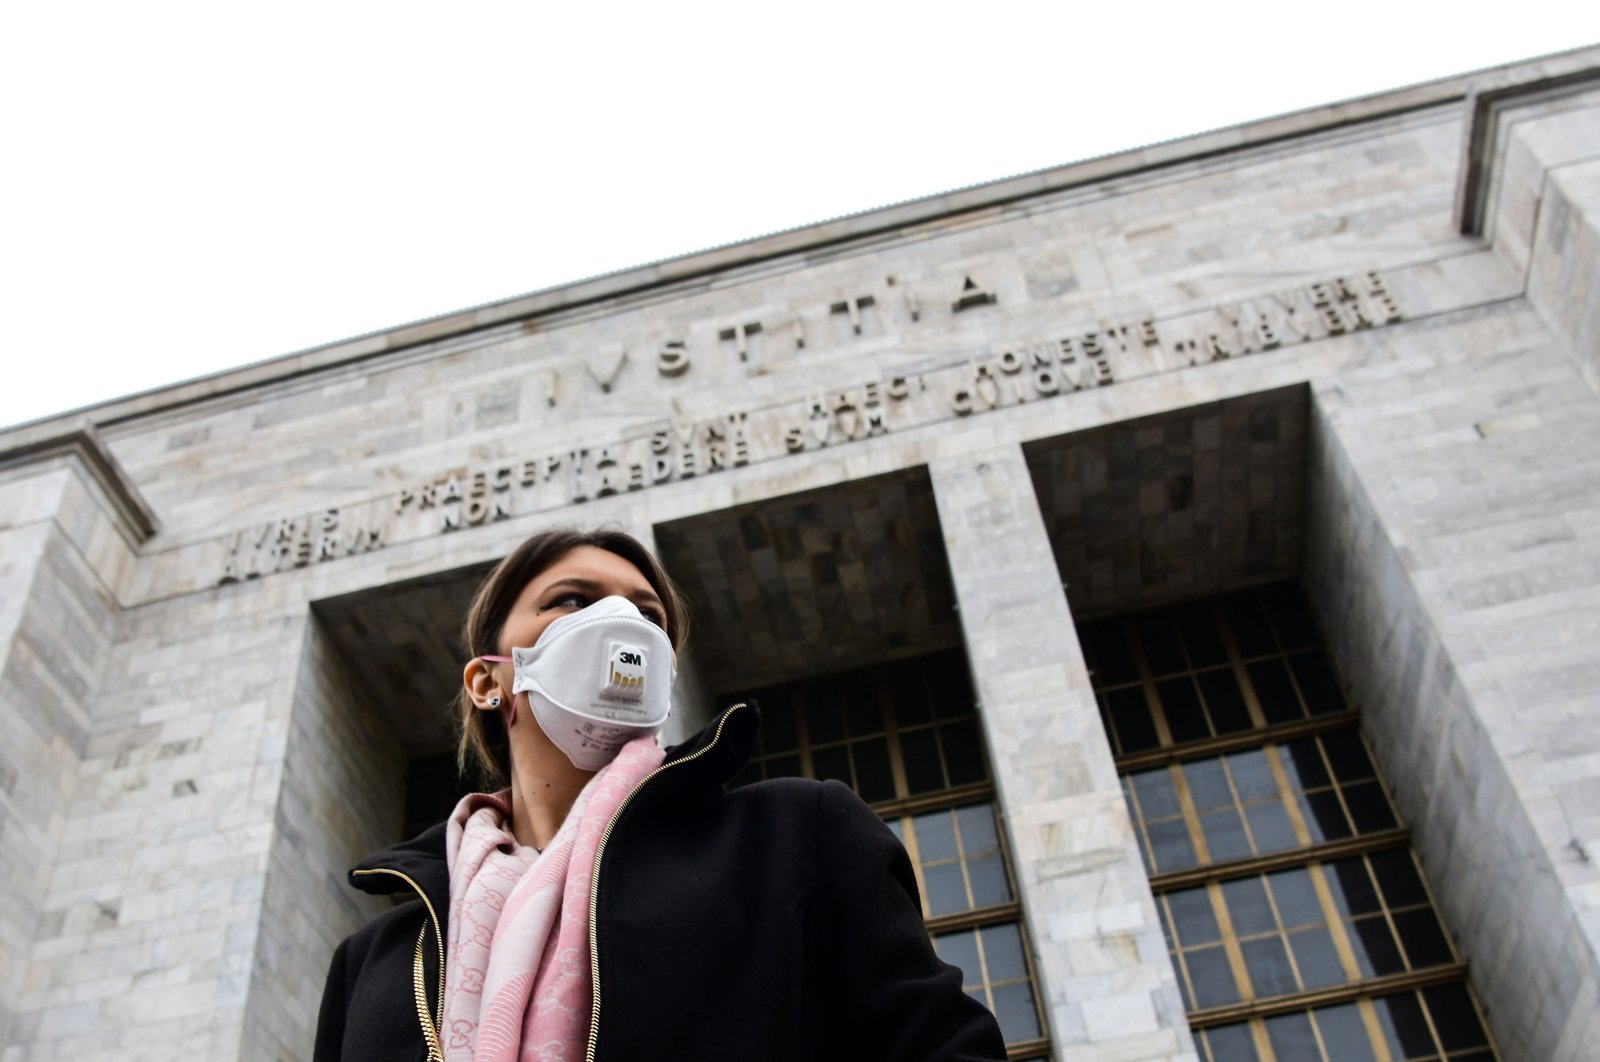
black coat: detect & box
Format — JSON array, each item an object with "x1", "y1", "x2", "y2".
[{"x1": 314, "y1": 703, "x2": 1008, "y2": 1061}]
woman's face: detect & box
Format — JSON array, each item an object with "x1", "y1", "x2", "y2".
[{"x1": 495, "y1": 545, "x2": 668, "y2": 657}]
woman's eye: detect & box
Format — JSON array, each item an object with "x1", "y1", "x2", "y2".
[
  {"x1": 544, "y1": 592, "x2": 589, "y2": 612},
  {"x1": 642, "y1": 608, "x2": 667, "y2": 629}
]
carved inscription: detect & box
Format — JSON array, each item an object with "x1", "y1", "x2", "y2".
[
  {"x1": 718, "y1": 320, "x2": 762, "y2": 362},
  {"x1": 218, "y1": 509, "x2": 384, "y2": 583},
  {"x1": 217, "y1": 270, "x2": 1402, "y2": 584}
]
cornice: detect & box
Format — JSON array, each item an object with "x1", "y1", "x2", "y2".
[
  {"x1": 1457, "y1": 60, "x2": 1600, "y2": 235},
  {"x1": 3, "y1": 44, "x2": 1597, "y2": 446},
  {"x1": 0, "y1": 426, "x2": 160, "y2": 544}
]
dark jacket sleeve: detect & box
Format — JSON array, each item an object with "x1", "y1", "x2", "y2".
[{"x1": 815, "y1": 780, "x2": 1009, "y2": 1061}]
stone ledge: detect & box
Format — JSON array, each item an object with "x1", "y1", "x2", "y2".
[
  {"x1": 3, "y1": 45, "x2": 1596, "y2": 446},
  {"x1": 1456, "y1": 58, "x2": 1600, "y2": 236},
  {"x1": 0, "y1": 429, "x2": 159, "y2": 546}
]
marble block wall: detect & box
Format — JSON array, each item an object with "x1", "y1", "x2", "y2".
[{"x1": 1302, "y1": 299, "x2": 1600, "y2": 1060}]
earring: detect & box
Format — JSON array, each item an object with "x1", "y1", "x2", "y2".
[{"x1": 488, "y1": 694, "x2": 502, "y2": 709}]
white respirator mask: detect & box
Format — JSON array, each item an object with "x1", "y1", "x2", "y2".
[{"x1": 481, "y1": 595, "x2": 675, "y2": 771}]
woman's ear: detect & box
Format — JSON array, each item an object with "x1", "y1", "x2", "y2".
[{"x1": 462, "y1": 657, "x2": 502, "y2": 711}]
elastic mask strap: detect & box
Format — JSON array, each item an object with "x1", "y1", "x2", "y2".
[{"x1": 479, "y1": 655, "x2": 512, "y2": 663}]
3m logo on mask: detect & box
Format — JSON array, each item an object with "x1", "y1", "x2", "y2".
[{"x1": 603, "y1": 641, "x2": 649, "y2": 699}]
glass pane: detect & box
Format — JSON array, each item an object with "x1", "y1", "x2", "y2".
[
  {"x1": 966, "y1": 853, "x2": 1012, "y2": 907},
  {"x1": 1227, "y1": 749, "x2": 1278, "y2": 801},
  {"x1": 1370, "y1": 848, "x2": 1429, "y2": 908},
  {"x1": 1202, "y1": 1023, "x2": 1260, "y2": 1062},
  {"x1": 1300, "y1": 791, "x2": 1353, "y2": 842},
  {"x1": 1222, "y1": 877, "x2": 1277, "y2": 936},
  {"x1": 955, "y1": 803, "x2": 999, "y2": 852},
  {"x1": 979, "y1": 923, "x2": 1028, "y2": 982},
  {"x1": 1159, "y1": 676, "x2": 1211, "y2": 743},
  {"x1": 1248, "y1": 657, "x2": 1303, "y2": 724},
  {"x1": 941, "y1": 718, "x2": 987, "y2": 786},
  {"x1": 842, "y1": 686, "x2": 882, "y2": 737},
  {"x1": 990, "y1": 981, "x2": 1041, "y2": 1043},
  {"x1": 1200, "y1": 808, "x2": 1251, "y2": 863},
  {"x1": 1282, "y1": 739, "x2": 1331, "y2": 790},
  {"x1": 1344, "y1": 782, "x2": 1398, "y2": 833},
  {"x1": 887, "y1": 659, "x2": 932, "y2": 725},
  {"x1": 1289, "y1": 926, "x2": 1345, "y2": 989},
  {"x1": 1267, "y1": 869, "x2": 1322, "y2": 929},
  {"x1": 972, "y1": 927, "x2": 1024, "y2": 985},
  {"x1": 1374, "y1": 992, "x2": 1437, "y2": 1058},
  {"x1": 924, "y1": 861, "x2": 968, "y2": 916},
  {"x1": 1166, "y1": 887, "x2": 1221, "y2": 946},
  {"x1": 933, "y1": 929, "x2": 980, "y2": 987},
  {"x1": 914, "y1": 809, "x2": 959, "y2": 861},
  {"x1": 1245, "y1": 802, "x2": 1297, "y2": 854},
  {"x1": 853, "y1": 737, "x2": 895, "y2": 803},
  {"x1": 811, "y1": 744, "x2": 851, "y2": 786},
  {"x1": 1241, "y1": 936, "x2": 1297, "y2": 997},
  {"x1": 1329, "y1": 859, "x2": 1381, "y2": 915},
  {"x1": 761, "y1": 690, "x2": 800, "y2": 751},
  {"x1": 765, "y1": 753, "x2": 802, "y2": 779},
  {"x1": 1107, "y1": 686, "x2": 1159, "y2": 753},
  {"x1": 1147, "y1": 818, "x2": 1198, "y2": 873},
  {"x1": 1290, "y1": 650, "x2": 1346, "y2": 715},
  {"x1": 1424, "y1": 982, "x2": 1489, "y2": 1051},
  {"x1": 1185, "y1": 759, "x2": 1235, "y2": 810},
  {"x1": 1198, "y1": 669, "x2": 1253, "y2": 733},
  {"x1": 1176, "y1": 602, "x2": 1228, "y2": 667},
  {"x1": 925, "y1": 652, "x2": 973, "y2": 720},
  {"x1": 1225, "y1": 593, "x2": 1275, "y2": 657},
  {"x1": 1083, "y1": 622, "x2": 1138, "y2": 684},
  {"x1": 1137, "y1": 613, "x2": 1186, "y2": 675},
  {"x1": 900, "y1": 728, "x2": 945, "y2": 794},
  {"x1": 1394, "y1": 908, "x2": 1454, "y2": 968},
  {"x1": 1131, "y1": 768, "x2": 1182, "y2": 820},
  {"x1": 1315, "y1": 1003, "x2": 1377, "y2": 1062},
  {"x1": 1264, "y1": 1010, "x2": 1320, "y2": 1060},
  {"x1": 1185, "y1": 944, "x2": 1239, "y2": 1008},
  {"x1": 807, "y1": 698, "x2": 846, "y2": 744},
  {"x1": 1321, "y1": 730, "x2": 1376, "y2": 782},
  {"x1": 1352, "y1": 917, "x2": 1406, "y2": 976}
]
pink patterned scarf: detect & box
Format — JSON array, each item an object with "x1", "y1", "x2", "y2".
[{"x1": 440, "y1": 736, "x2": 665, "y2": 1062}]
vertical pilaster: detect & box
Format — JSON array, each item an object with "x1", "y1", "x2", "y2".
[
  {"x1": 929, "y1": 447, "x2": 1195, "y2": 1062},
  {"x1": 0, "y1": 434, "x2": 145, "y2": 1057}
]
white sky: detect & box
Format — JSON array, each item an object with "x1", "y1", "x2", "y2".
[{"x1": 2, "y1": 3, "x2": 1597, "y2": 432}]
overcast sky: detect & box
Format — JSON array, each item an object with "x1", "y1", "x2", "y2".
[{"x1": 2, "y1": 3, "x2": 1597, "y2": 432}]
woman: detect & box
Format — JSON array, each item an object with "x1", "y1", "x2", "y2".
[{"x1": 314, "y1": 526, "x2": 1007, "y2": 1061}]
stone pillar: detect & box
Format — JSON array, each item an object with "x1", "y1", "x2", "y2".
[
  {"x1": 1303, "y1": 378, "x2": 1600, "y2": 1061},
  {"x1": 0, "y1": 432, "x2": 148, "y2": 1054},
  {"x1": 928, "y1": 447, "x2": 1196, "y2": 1061}
]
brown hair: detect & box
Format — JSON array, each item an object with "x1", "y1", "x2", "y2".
[{"x1": 456, "y1": 526, "x2": 690, "y2": 786}]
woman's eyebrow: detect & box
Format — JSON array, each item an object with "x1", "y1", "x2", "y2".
[{"x1": 543, "y1": 576, "x2": 663, "y2": 607}]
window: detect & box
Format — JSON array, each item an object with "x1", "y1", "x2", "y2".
[
  {"x1": 1084, "y1": 584, "x2": 1499, "y2": 1062},
  {"x1": 726, "y1": 650, "x2": 1049, "y2": 1059}
]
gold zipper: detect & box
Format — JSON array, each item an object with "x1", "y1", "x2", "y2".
[
  {"x1": 352, "y1": 866, "x2": 446, "y2": 1061},
  {"x1": 585, "y1": 703, "x2": 745, "y2": 1062}
]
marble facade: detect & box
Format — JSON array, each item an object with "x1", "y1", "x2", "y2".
[{"x1": 3, "y1": 46, "x2": 1600, "y2": 1061}]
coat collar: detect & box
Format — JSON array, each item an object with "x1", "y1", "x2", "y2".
[{"x1": 347, "y1": 701, "x2": 761, "y2": 898}]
